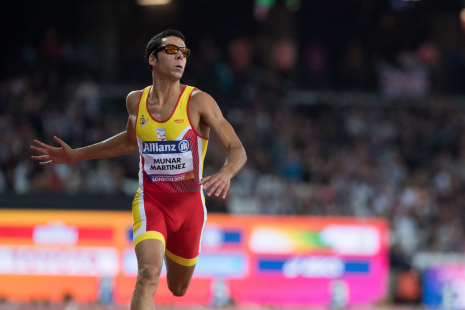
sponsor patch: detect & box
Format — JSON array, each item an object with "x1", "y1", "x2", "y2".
[{"x1": 142, "y1": 139, "x2": 191, "y2": 154}]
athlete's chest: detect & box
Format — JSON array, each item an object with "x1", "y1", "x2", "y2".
[
  {"x1": 138, "y1": 98, "x2": 189, "y2": 142},
  {"x1": 147, "y1": 100, "x2": 178, "y2": 121}
]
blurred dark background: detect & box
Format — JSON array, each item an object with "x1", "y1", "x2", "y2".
[{"x1": 1, "y1": 0, "x2": 465, "y2": 302}]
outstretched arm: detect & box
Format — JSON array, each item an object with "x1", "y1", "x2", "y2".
[
  {"x1": 31, "y1": 91, "x2": 141, "y2": 165},
  {"x1": 191, "y1": 92, "x2": 247, "y2": 198}
]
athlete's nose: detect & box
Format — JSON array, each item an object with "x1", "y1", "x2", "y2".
[{"x1": 175, "y1": 50, "x2": 184, "y2": 60}]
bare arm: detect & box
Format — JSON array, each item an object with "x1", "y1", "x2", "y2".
[
  {"x1": 191, "y1": 91, "x2": 247, "y2": 198},
  {"x1": 31, "y1": 91, "x2": 141, "y2": 165}
]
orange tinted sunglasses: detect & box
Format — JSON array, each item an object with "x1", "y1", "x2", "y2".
[{"x1": 152, "y1": 44, "x2": 191, "y2": 58}]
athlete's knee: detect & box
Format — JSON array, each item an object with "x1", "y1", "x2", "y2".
[
  {"x1": 137, "y1": 264, "x2": 161, "y2": 287},
  {"x1": 168, "y1": 281, "x2": 189, "y2": 297}
]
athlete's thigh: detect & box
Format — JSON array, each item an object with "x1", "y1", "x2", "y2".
[
  {"x1": 165, "y1": 192, "x2": 206, "y2": 262},
  {"x1": 132, "y1": 190, "x2": 168, "y2": 248},
  {"x1": 164, "y1": 191, "x2": 206, "y2": 289},
  {"x1": 135, "y1": 238, "x2": 165, "y2": 272},
  {"x1": 165, "y1": 252, "x2": 196, "y2": 289},
  {"x1": 132, "y1": 190, "x2": 169, "y2": 274}
]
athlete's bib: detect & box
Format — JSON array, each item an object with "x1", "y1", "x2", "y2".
[{"x1": 141, "y1": 139, "x2": 194, "y2": 182}]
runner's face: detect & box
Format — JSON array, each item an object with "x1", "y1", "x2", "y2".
[{"x1": 151, "y1": 36, "x2": 187, "y2": 80}]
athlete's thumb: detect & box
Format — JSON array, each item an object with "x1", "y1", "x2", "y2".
[
  {"x1": 200, "y1": 176, "x2": 211, "y2": 184},
  {"x1": 54, "y1": 136, "x2": 68, "y2": 148}
]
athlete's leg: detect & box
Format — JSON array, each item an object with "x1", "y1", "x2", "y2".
[
  {"x1": 131, "y1": 239, "x2": 164, "y2": 310},
  {"x1": 164, "y1": 254, "x2": 196, "y2": 296},
  {"x1": 163, "y1": 191, "x2": 206, "y2": 297},
  {"x1": 131, "y1": 186, "x2": 170, "y2": 309}
]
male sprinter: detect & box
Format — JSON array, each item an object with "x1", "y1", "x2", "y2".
[{"x1": 31, "y1": 30, "x2": 247, "y2": 309}]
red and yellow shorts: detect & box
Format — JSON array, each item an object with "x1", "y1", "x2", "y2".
[{"x1": 132, "y1": 188, "x2": 207, "y2": 266}]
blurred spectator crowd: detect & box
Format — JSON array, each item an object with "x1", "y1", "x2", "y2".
[{"x1": 2, "y1": 22, "x2": 465, "y2": 269}]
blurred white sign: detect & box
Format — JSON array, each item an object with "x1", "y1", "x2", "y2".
[
  {"x1": 33, "y1": 222, "x2": 78, "y2": 244},
  {"x1": 248, "y1": 225, "x2": 380, "y2": 255},
  {"x1": 0, "y1": 246, "x2": 118, "y2": 277},
  {"x1": 249, "y1": 228, "x2": 294, "y2": 254},
  {"x1": 320, "y1": 225, "x2": 380, "y2": 256}
]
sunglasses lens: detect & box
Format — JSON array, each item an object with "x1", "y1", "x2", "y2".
[
  {"x1": 165, "y1": 45, "x2": 178, "y2": 54},
  {"x1": 181, "y1": 48, "x2": 190, "y2": 57}
]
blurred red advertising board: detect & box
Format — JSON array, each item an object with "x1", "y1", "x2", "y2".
[{"x1": 0, "y1": 210, "x2": 389, "y2": 307}]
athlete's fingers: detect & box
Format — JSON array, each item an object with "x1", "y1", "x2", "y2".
[
  {"x1": 202, "y1": 176, "x2": 216, "y2": 189},
  {"x1": 207, "y1": 179, "x2": 222, "y2": 196},
  {"x1": 207, "y1": 183, "x2": 219, "y2": 196},
  {"x1": 214, "y1": 184, "x2": 225, "y2": 197},
  {"x1": 39, "y1": 160, "x2": 54, "y2": 166},
  {"x1": 34, "y1": 140, "x2": 56, "y2": 151},
  {"x1": 214, "y1": 178, "x2": 230, "y2": 196},
  {"x1": 31, "y1": 155, "x2": 50, "y2": 161},
  {"x1": 54, "y1": 136, "x2": 68, "y2": 148},
  {"x1": 221, "y1": 183, "x2": 230, "y2": 199},
  {"x1": 200, "y1": 176, "x2": 211, "y2": 185},
  {"x1": 218, "y1": 181, "x2": 230, "y2": 199},
  {"x1": 30, "y1": 146, "x2": 49, "y2": 155},
  {"x1": 211, "y1": 177, "x2": 230, "y2": 197}
]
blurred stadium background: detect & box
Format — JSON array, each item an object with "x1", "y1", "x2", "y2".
[{"x1": 1, "y1": 0, "x2": 465, "y2": 309}]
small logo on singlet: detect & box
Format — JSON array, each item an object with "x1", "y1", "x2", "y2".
[
  {"x1": 140, "y1": 115, "x2": 149, "y2": 128},
  {"x1": 174, "y1": 119, "x2": 184, "y2": 124},
  {"x1": 178, "y1": 140, "x2": 189, "y2": 153},
  {"x1": 157, "y1": 128, "x2": 166, "y2": 141}
]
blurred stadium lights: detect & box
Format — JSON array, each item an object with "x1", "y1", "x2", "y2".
[
  {"x1": 136, "y1": 0, "x2": 172, "y2": 5},
  {"x1": 254, "y1": 0, "x2": 276, "y2": 21},
  {"x1": 254, "y1": 0, "x2": 276, "y2": 6}
]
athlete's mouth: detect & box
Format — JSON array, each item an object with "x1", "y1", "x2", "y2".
[{"x1": 175, "y1": 65, "x2": 183, "y2": 69}]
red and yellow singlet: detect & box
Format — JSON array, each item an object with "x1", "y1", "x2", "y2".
[{"x1": 131, "y1": 85, "x2": 208, "y2": 266}]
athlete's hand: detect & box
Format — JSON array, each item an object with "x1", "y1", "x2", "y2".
[
  {"x1": 200, "y1": 169, "x2": 232, "y2": 199},
  {"x1": 30, "y1": 136, "x2": 77, "y2": 165}
]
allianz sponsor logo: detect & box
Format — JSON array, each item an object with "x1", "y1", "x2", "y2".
[
  {"x1": 283, "y1": 256, "x2": 344, "y2": 278},
  {"x1": 142, "y1": 139, "x2": 191, "y2": 154},
  {"x1": 33, "y1": 222, "x2": 78, "y2": 244}
]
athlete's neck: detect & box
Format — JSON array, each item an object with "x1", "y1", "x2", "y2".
[{"x1": 149, "y1": 78, "x2": 183, "y2": 106}]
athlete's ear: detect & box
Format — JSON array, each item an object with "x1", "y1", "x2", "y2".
[{"x1": 149, "y1": 54, "x2": 158, "y2": 67}]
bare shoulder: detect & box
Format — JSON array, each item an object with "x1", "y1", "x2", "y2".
[
  {"x1": 126, "y1": 90, "x2": 143, "y2": 115},
  {"x1": 190, "y1": 89, "x2": 219, "y2": 112}
]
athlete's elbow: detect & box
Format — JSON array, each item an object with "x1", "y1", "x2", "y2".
[
  {"x1": 125, "y1": 138, "x2": 139, "y2": 152},
  {"x1": 130, "y1": 144, "x2": 139, "y2": 152}
]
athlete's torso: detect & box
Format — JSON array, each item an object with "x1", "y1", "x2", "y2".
[{"x1": 136, "y1": 85, "x2": 209, "y2": 193}]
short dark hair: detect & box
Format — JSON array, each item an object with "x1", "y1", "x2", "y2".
[{"x1": 145, "y1": 30, "x2": 186, "y2": 69}]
